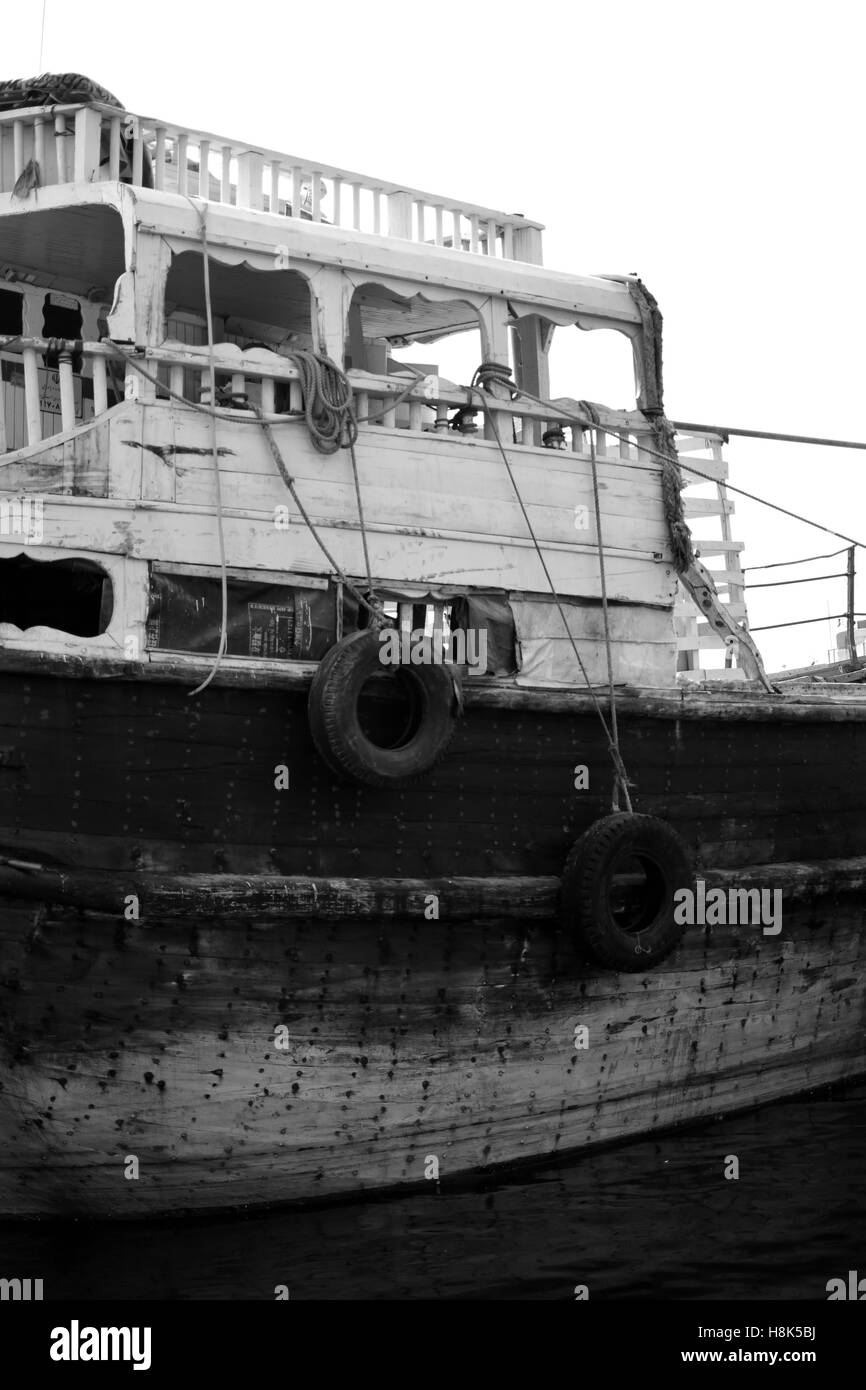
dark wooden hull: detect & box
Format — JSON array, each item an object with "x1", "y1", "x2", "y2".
[
  {"x1": 1, "y1": 666, "x2": 865, "y2": 1216},
  {"x1": 2, "y1": 667, "x2": 866, "y2": 876}
]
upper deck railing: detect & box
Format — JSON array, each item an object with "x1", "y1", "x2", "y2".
[{"x1": 0, "y1": 101, "x2": 545, "y2": 263}]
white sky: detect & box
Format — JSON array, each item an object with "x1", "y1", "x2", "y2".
[{"x1": 10, "y1": 0, "x2": 866, "y2": 671}]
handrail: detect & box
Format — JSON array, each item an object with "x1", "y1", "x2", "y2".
[
  {"x1": 0, "y1": 335, "x2": 654, "y2": 458},
  {"x1": 0, "y1": 101, "x2": 545, "y2": 262}
]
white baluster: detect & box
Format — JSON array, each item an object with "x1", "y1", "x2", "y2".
[
  {"x1": 198, "y1": 139, "x2": 210, "y2": 199},
  {"x1": 221, "y1": 146, "x2": 232, "y2": 203},
  {"x1": 92, "y1": 356, "x2": 108, "y2": 415},
  {"x1": 23, "y1": 347, "x2": 41, "y2": 444},
  {"x1": 130, "y1": 119, "x2": 143, "y2": 185},
  {"x1": 34, "y1": 117, "x2": 46, "y2": 179},
  {"x1": 54, "y1": 114, "x2": 68, "y2": 182},
  {"x1": 177, "y1": 133, "x2": 188, "y2": 194},
  {"x1": 154, "y1": 126, "x2": 166, "y2": 187},
  {"x1": 451, "y1": 209, "x2": 461, "y2": 251},
  {"x1": 58, "y1": 352, "x2": 76, "y2": 431},
  {"x1": 12, "y1": 120, "x2": 23, "y2": 180}
]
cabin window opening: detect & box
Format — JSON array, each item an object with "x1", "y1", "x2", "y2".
[
  {"x1": 545, "y1": 321, "x2": 638, "y2": 414},
  {"x1": 0, "y1": 286, "x2": 23, "y2": 334},
  {"x1": 0, "y1": 555, "x2": 113, "y2": 637},
  {"x1": 162, "y1": 255, "x2": 314, "y2": 409},
  {"x1": 346, "y1": 283, "x2": 484, "y2": 428},
  {"x1": 146, "y1": 567, "x2": 337, "y2": 660},
  {"x1": 0, "y1": 207, "x2": 125, "y2": 446}
]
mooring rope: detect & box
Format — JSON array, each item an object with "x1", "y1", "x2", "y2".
[
  {"x1": 187, "y1": 203, "x2": 229, "y2": 697},
  {"x1": 467, "y1": 374, "x2": 634, "y2": 813}
]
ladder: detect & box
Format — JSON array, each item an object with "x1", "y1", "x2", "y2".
[{"x1": 674, "y1": 431, "x2": 749, "y2": 680}]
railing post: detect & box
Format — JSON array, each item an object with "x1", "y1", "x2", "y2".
[
  {"x1": 237, "y1": 150, "x2": 263, "y2": 210},
  {"x1": 512, "y1": 225, "x2": 543, "y2": 266},
  {"x1": 387, "y1": 191, "x2": 413, "y2": 239},
  {"x1": 53, "y1": 114, "x2": 68, "y2": 182},
  {"x1": 58, "y1": 350, "x2": 76, "y2": 431},
  {"x1": 92, "y1": 356, "x2": 109, "y2": 416},
  {"x1": 74, "y1": 107, "x2": 102, "y2": 183},
  {"x1": 22, "y1": 346, "x2": 42, "y2": 445}
]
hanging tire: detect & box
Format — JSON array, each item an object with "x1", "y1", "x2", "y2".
[
  {"x1": 308, "y1": 629, "x2": 461, "y2": 787},
  {"x1": 561, "y1": 813, "x2": 693, "y2": 972}
]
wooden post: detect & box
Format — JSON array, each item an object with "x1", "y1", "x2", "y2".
[
  {"x1": 176, "y1": 133, "x2": 189, "y2": 195},
  {"x1": 512, "y1": 225, "x2": 543, "y2": 265},
  {"x1": 511, "y1": 314, "x2": 551, "y2": 447},
  {"x1": 74, "y1": 107, "x2": 102, "y2": 183},
  {"x1": 34, "y1": 117, "x2": 46, "y2": 179},
  {"x1": 0, "y1": 386, "x2": 7, "y2": 453},
  {"x1": 154, "y1": 127, "x2": 166, "y2": 187},
  {"x1": 847, "y1": 546, "x2": 857, "y2": 661},
  {"x1": 12, "y1": 120, "x2": 23, "y2": 181},
  {"x1": 198, "y1": 140, "x2": 211, "y2": 199},
  {"x1": 269, "y1": 160, "x2": 280, "y2": 213},
  {"x1": 387, "y1": 191, "x2": 413, "y2": 240},
  {"x1": 58, "y1": 352, "x2": 76, "y2": 431},
  {"x1": 221, "y1": 146, "x2": 232, "y2": 203},
  {"x1": 54, "y1": 115, "x2": 68, "y2": 182},
  {"x1": 129, "y1": 118, "x2": 143, "y2": 185},
  {"x1": 22, "y1": 347, "x2": 41, "y2": 444},
  {"x1": 92, "y1": 356, "x2": 109, "y2": 416},
  {"x1": 237, "y1": 150, "x2": 263, "y2": 210}
]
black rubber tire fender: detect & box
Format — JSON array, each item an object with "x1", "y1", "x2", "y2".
[
  {"x1": 308, "y1": 629, "x2": 460, "y2": 787},
  {"x1": 561, "y1": 812, "x2": 694, "y2": 972}
]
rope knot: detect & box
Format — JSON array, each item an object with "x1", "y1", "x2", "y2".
[{"x1": 472, "y1": 361, "x2": 514, "y2": 395}]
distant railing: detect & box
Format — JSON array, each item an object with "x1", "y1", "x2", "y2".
[
  {"x1": 0, "y1": 102, "x2": 545, "y2": 263},
  {"x1": 0, "y1": 336, "x2": 652, "y2": 461}
]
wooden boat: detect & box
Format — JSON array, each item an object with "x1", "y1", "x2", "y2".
[{"x1": 0, "y1": 75, "x2": 863, "y2": 1218}]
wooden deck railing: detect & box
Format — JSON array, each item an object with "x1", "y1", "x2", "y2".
[
  {"x1": 0, "y1": 102, "x2": 545, "y2": 263},
  {"x1": 0, "y1": 336, "x2": 654, "y2": 462}
]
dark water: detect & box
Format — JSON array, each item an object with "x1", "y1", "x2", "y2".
[{"x1": 3, "y1": 1079, "x2": 865, "y2": 1300}]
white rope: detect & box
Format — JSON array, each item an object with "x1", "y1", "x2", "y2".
[{"x1": 186, "y1": 202, "x2": 229, "y2": 697}]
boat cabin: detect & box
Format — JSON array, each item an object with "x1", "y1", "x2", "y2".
[{"x1": 0, "y1": 81, "x2": 746, "y2": 688}]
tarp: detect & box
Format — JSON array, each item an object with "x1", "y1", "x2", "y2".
[{"x1": 146, "y1": 573, "x2": 338, "y2": 661}]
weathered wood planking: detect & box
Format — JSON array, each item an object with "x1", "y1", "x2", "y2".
[
  {"x1": 4, "y1": 670, "x2": 866, "y2": 879},
  {"x1": 0, "y1": 401, "x2": 677, "y2": 605},
  {"x1": 1, "y1": 889, "x2": 863, "y2": 1216}
]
